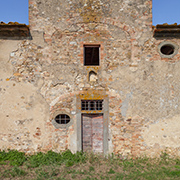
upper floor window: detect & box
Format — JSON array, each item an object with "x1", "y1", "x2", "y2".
[{"x1": 84, "y1": 45, "x2": 100, "y2": 66}]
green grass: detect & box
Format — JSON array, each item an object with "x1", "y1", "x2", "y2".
[
  {"x1": 0, "y1": 150, "x2": 180, "y2": 179},
  {"x1": 2, "y1": 166, "x2": 27, "y2": 178},
  {"x1": 0, "y1": 149, "x2": 27, "y2": 166}
]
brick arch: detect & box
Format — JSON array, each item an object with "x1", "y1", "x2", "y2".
[
  {"x1": 69, "y1": 18, "x2": 134, "y2": 40},
  {"x1": 45, "y1": 14, "x2": 134, "y2": 42},
  {"x1": 50, "y1": 91, "x2": 81, "y2": 110}
]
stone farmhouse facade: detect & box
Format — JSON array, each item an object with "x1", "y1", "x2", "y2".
[{"x1": 0, "y1": 0, "x2": 180, "y2": 157}]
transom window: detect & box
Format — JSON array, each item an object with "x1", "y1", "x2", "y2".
[
  {"x1": 55, "y1": 114, "x2": 70, "y2": 124},
  {"x1": 84, "y1": 45, "x2": 100, "y2": 66},
  {"x1": 81, "y1": 100, "x2": 103, "y2": 111}
]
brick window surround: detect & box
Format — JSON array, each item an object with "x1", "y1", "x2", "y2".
[{"x1": 84, "y1": 45, "x2": 100, "y2": 66}]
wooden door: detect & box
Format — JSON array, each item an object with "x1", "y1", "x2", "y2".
[{"x1": 82, "y1": 114, "x2": 103, "y2": 153}]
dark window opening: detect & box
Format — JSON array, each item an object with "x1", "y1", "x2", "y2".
[
  {"x1": 55, "y1": 114, "x2": 70, "y2": 124},
  {"x1": 84, "y1": 45, "x2": 100, "y2": 66},
  {"x1": 81, "y1": 100, "x2": 103, "y2": 111},
  {"x1": 160, "y1": 45, "x2": 175, "y2": 55}
]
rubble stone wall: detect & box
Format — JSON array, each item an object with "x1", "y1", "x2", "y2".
[{"x1": 1, "y1": 0, "x2": 180, "y2": 157}]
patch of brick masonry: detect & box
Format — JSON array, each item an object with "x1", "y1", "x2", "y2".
[
  {"x1": 11, "y1": 0, "x2": 153, "y2": 90},
  {"x1": 50, "y1": 96, "x2": 74, "y2": 116},
  {"x1": 143, "y1": 38, "x2": 180, "y2": 62},
  {"x1": 43, "y1": 123, "x2": 70, "y2": 152},
  {"x1": 28, "y1": 0, "x2": 152, "y2": 69},
  {"x1": 9, "y1": 41, "x2": 50, "y2": 84},
  {"x1": 43, "y1": 95, "x2": 75, "y2": 152},
  {"x1": 33, "y1": 127, "x2": 41, "y2": 139},
  {"x1": 108, "y1": 93, "x2": 145, "y2": 156},
  {"x1": 10, "y1": 0, "x2": 153, "y2": 93}
]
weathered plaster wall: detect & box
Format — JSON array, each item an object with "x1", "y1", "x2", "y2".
[
  {"x1": 0, "y1": 40, "x2": 49, "y2": 152},
  {"x1": 0, "y1": 0, "x2": 180, "y2": 157}
]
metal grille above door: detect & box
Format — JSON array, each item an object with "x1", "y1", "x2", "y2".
[{"x1": 81, "y1": 100, "x2": 103, "y2": 111}]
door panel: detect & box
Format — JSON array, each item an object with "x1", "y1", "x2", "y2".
[
  {"x1": 82, "y1": 115, "x2": 92, "y2": 152},
  {"x1": 82, "y1": 114, "x2": 103, "y2": 153}
]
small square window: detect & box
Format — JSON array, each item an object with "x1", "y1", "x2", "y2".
[{"x1": 84, "y1": 45, "x2": 100, "y2": 66}]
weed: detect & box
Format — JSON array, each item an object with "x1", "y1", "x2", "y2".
[
  {"x1": 2, "y1": 166, "x2": 27, "y2": 178},
  {"x1": 71, "y1": 174, "x2": 76, "y2": 178},
  {"x1": 123, "y1": 159, "x2": 134, "y2": 169},
  {"x1": 159, "y1": 149, "x2": 173, "y2": 165},
  {"x1": 108, "y1": 168, "x2": 115, "y2": 174},
  {"x1": 174, "y1": 165, "x2": 180, "y2": 169},
  {"x1": 0, "y1": 161, "x2": 7, "y2": 165},
  {"x1": 89, "y1": 166, "x2": 95, "y2": 171},
  {"x1": 67, "y1": 169, "x2": 76, "y2": 174},
  {"x1": 36, "y1": 171, "x2": 50, "y2": 180},
  {"x1": 87, "y1": 153, "x2": 100, "y2": 164},
  {"x1": 65, "y1": 160, "x2": 74, "y2": 167},
  {"x1": 11, "y1": 166, "x2": 27, "y2": 176},
  {"x1": 27, "y1": 150, "x2": 61, "y2": 168},
  {"x1": 84, "y1": 176, "x2": 94, "y2": 180},
  {"x1": 0, "y1": 150, "x2": 26, "y2": 166},
  {"x1": 56, "y1": 177, "x2": 64, "y2": 180},
  {"x1": 175, "y1": 158, "x2": 180, "y2": 165},
  {"x1": 51, "y1": 168, "x2": 59, "y2": 176},
  {"x1": 2, "y1": 169, "x2": 11, "y2": 178},
  {"x1": 62, "y1": 150, "x2": 87, "y2": 165},
  {"x1": 115, "y1": 173, "x2": 124, "y2": 180}
]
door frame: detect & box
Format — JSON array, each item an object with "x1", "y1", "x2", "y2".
[{"x1": 76, "y1": 90, "x2": 109, "y2": 154}]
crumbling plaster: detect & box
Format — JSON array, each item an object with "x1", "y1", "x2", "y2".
[{"x1": 0, "y1": 0, "x2": 180, "y2": 157}]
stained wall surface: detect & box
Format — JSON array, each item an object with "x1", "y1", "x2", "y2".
[{"x1": 0, "y1": 0, "x2": 180, "y2": 157}]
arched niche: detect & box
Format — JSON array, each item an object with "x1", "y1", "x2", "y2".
[{"x1": 89, "y1": 71, "x2": 98, "y2": 82}]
